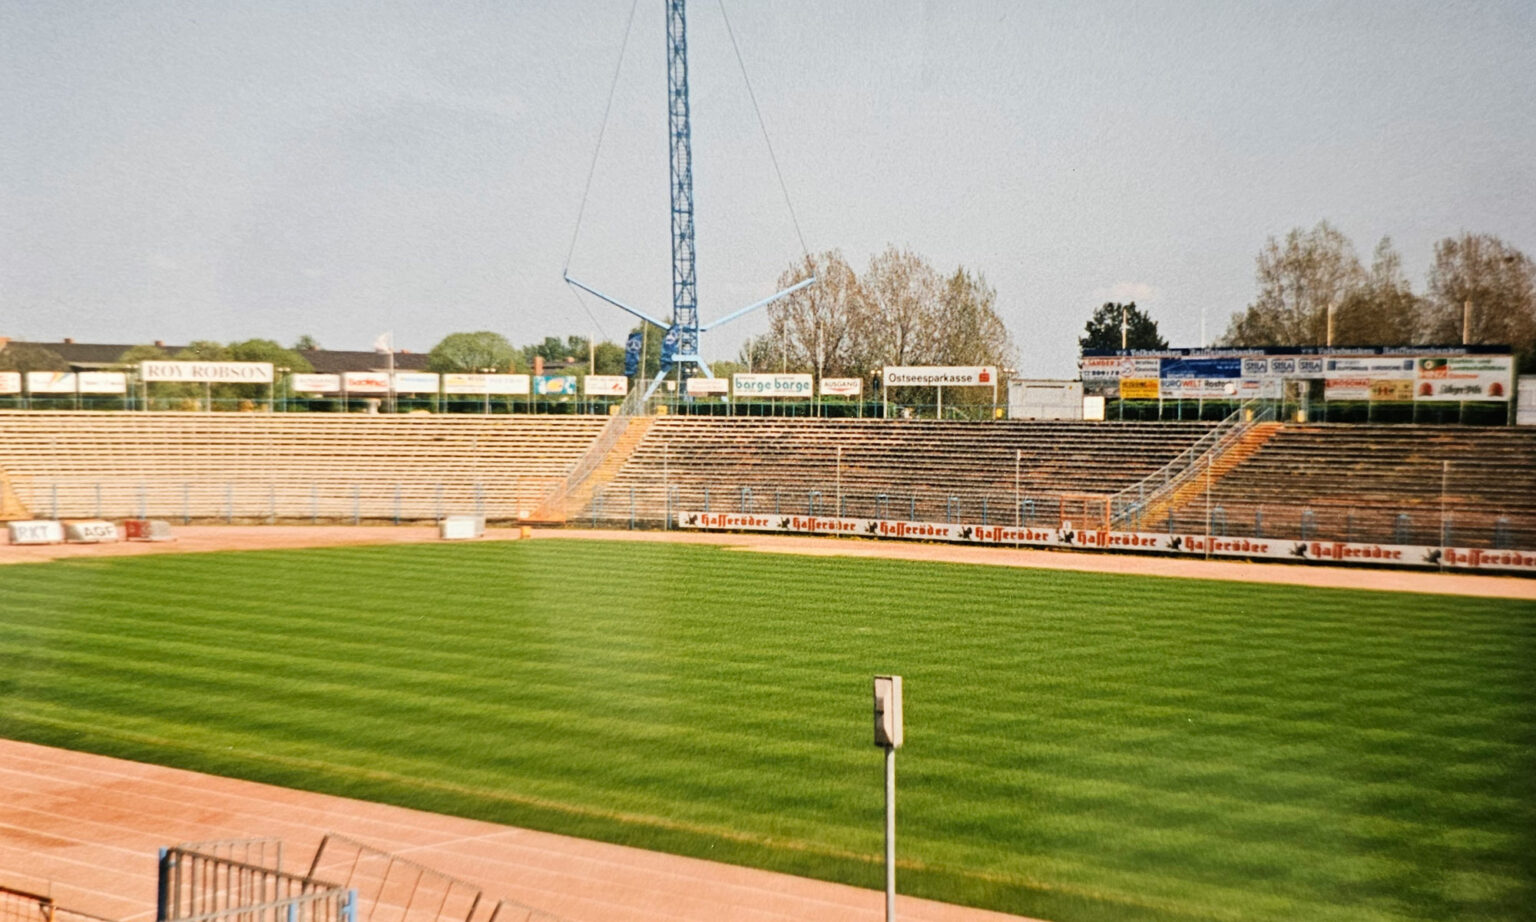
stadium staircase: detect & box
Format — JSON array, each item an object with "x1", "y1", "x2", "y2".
[
  {"x1": 0, "y1": 470, "x2": 27, "y2": 519},
  {"x1": 1129, "y1": 422, "x2": 1281, "y2": 529},
  {"x1": 529, "y1": 415, "x2": 656, "y2": 523}
]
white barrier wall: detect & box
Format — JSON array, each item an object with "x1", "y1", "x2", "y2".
[{"x1": 677, "y1": 511, "x2": 1536, "y2": 574}]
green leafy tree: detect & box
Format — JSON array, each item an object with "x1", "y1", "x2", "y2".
[
  {"x1": 292, "y1": 334, "x2": 320, "y2": 351},
  {"x1": 592, "y1": 341, "x2": 626, "y2": 376},
  {"x1": 115, "y1": 344, "x2": 170, "y2": 366},
  {"x1": 1079, "y1": 302, "x2": 1168, "y2": 352},
  {"x1": 228, "y1": 339, "x2": 314, "y2": 374},
  {"x1": 0, "y1": 342, "x2": 68, "y2": 373},
  {"x1": 427, "y1": 331, "x2": 518, "y2": 373}
]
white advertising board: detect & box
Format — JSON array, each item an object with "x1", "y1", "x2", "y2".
[
  {"x1": 685, "y1": 377, "x2": 730, "y2": 396},
  {"x1": 487, "y1": 374, "x2": 531, "y2": 395},
  {"x1": 290, "y1": 373, "x2": 341, "y2": 394},
  {"x1": 8, "y1": 520, "x2": 64, "y2": 544},
  {"x1": 77, "y1": 372, "x2": 127, "y2": 394},
  {"x1": 884, "y1": 366, "x2": 997, "y2": 387},
  {"x1": 343, "y1": 371, "x2": 391, "y2": 394},
  {"x1": 733, "y1": 373, "x2": 813, "y2": 397},
  {"x1": 26, "y1": 372, "x2": 77, "y2": 394},
  {"x1": 443, "y1": 373, "x2": 487, "y2": 394},
  {"x1": 1160, "y1": 378, "x2": 1238, "y2": 399},
  {"x1": 820, "y1": 377, "x2": 863, "y2": 397},
  {"x1": 65, "y1": 520, "x2": 119, "y2": 543},
  {"x1": 583, "y1": 375, "x2": 629, "y2": 396},
  {"x1": 1519, "y1": 376, "x2": 1536, "y2": 426},
  {"x1": 0, "y1": 371, "x2": 19, "y2": 394},
  {"x1": 392, "y1": 372, "x2": 440, "y2": 393},
  {"x1": 1414, "y1": 356, "x2": 1513, "y2": 401},
  {"x1": 1080, "y1": 357, "x2": 1160, "y2": 381},
  {"x1": 141, "y1": 361, "x2": 273, "y2": 383},
  {"x1": 678, "y1": 512, "x2": 1536, "y2": 574}
]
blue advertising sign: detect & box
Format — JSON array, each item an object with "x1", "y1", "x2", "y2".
[
  {"x1": 661, "y1": 325, "x2": 680, "y2": 367},
  {"x1": 1160, "y1": 357, "x2": 1242, "y2": 379},
  {"x1": 534, "y1": 375, "x2": 578, "y2": 396},
  {"x1": 625, "y1": 331, "x2": 642, "y2": 376}
]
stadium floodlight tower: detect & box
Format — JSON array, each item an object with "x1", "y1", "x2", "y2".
[{"x1": 564, "y1": 0, "x2": 815, "y2": 401}]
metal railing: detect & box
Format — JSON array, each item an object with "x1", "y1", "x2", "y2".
[
  {"x1": 1107, "y1": 401, "x2": 1274, "y2": 526},
  {"x1": 157, "y1": 844, "x2": 353, "y2": 922}
]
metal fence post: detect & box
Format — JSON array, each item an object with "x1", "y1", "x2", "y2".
[
  {"x1": 1253, "y1": 508, "x2": 1263, "y2": 538},
  {"x1": 393, "y1": 485, "x2": 401, "y2": 525},
  {"x1": 808, "y1": 491, "x2": 821, "y2": 516},
  {"x1": 183, "y1": 483, "x2": 190, "y2": 524},
  {"x1": 981, "y1": 497, "x2": 988, "y2": 526},
  {"x1": 226, "y1": 484, "x2": 233, "y2": 524},
  {"x1": 269, "y1": 485, "x2": 277, "y2": 524},
  {"x1": 909, "y1": 495, "x2": 915, "y2": 521},
  {"x1": 138, "y1": 484, "x2": 147, "y2": 519},
  {"x1": 1300, "y1": 508, "x2": 1315, "y2": 540},
  {"x1": 95, "y1": 482, "x2": 102, "y2": 518},
  {"x1": 353, "y1": 485, "x2": 360, "y2": 525},
  {"x1": 629, "y1": 486, "x2": 636, "y2": 530},
  {"x1": 312, "y1": 483, "x2": 319, "y2": 523},
  {"x1": 51, "y1": 484, "x2": 58, "y2": 520},
  {"x1": 703, "y1": 485, "x2": 710, "y2": 513},
  {"x1": 1395, "y1": 512, "x2": 1411, "y2": 544}
]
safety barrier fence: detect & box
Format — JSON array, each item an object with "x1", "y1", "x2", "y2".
[
  {"x1": 156, "y1": 843, "x2": 353, "y2": 922},
  {"x1": 1, "y1": 885, "x2": 121, "y2": 922}
]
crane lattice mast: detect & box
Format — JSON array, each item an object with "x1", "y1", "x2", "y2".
[{"x1": 564, "y1": 0, "x2": 815, "y2": 403}]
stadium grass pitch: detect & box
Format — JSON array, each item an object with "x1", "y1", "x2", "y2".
[{"x1": 1, "y1": 540, "x2": 1532, "y2": 922}]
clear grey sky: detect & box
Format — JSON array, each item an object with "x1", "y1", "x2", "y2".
[{"x1": 3, "y1": 1, "x2": 1532, "y2": 377}]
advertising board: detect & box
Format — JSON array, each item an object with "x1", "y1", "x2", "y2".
[
  {"x1": 733, "y1": 373, "x2": 813, "y2": 397},
  {"x1": 26, "y1": 372, "x2": 77, "y2": 394},
  {"x1": 1414, "y1": 356, "x2": 1513, "y2": 401},
  {"x1": 0, "y1": 372, "x2": 19, "y2": 394},
  {"x1": 678, "y1": 512, "x2": 1536, "y2": 574},
  {"x1": 1119, "y1": 377, "x2": 1160, "y2": 399},
  {"x1": 392, "y1": 372, "x2": 440, "y2": 393},
  {"x1": 583, "y1": 375, "x2": 629, "y2": 396},
  {"x1": 343, "y1": 372, "x2": 390, "y2": 394},
  {"x1": 820, "y1": 377, "x2": 863, "y2": 397},
  {"x1": 883, "y1": 366, "x2": 996, "y2": 386},
  {"x1": 77, "y1": 372, "x2": 127, "y2": 394},
  {"x1": 685, "y1": 377, "x2": 730, "y2": 396},
  {"x1": 141, "y1": 361, "x2": 273, "y2": 383},
  {"x1": 290, "y1": 374, "x2": 340, "y2": 394},
  {"x1": 534, "y1": 375, "x2": 578, "y2": 396}
]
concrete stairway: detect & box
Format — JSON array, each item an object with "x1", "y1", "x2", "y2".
[
  {"x1": 0, "y1": 470, "x2": 29, "y2": 519},
  {"x1": 535, "y1": 417, "x2": 656, "y2": 522},
  {"x1": 1137, "y1": 422, "x2": 1281, "y2": 529}
]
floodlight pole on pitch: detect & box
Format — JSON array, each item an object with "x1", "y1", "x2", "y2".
[{"x1": 874, "y1": 675, "x2": 904, "y2": 922}]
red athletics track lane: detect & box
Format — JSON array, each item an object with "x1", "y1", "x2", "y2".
[{"x1": 0, "y1": 740, "x2": 1037, "y2": 922}]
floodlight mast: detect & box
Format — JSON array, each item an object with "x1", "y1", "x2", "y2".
[{"x1": 564, "y1": 0, "x2": 815, "y2": 403}]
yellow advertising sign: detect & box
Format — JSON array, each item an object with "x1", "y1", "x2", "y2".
[
  {"x1": 1369, "y1": 379, "x2": 1414, "y2": 402},
  {"x1": 1119, "y1": 377, "x2": 1160, "y2": 399}
]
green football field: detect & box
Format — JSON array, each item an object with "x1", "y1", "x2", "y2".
[{"x1": 1, "y1": 540, "x2": 1532, "y2": 922}]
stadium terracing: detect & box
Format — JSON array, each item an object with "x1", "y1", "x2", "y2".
[{"x1": 0, "y1": 409, "x2": 1532, "y2": 572}]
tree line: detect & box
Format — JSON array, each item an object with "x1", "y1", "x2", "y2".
[{"x1": 1220, "y1": 224, "x2": 1535, "y2": 370}]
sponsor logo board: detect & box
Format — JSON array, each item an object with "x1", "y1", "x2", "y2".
[
  {"x1": 535, "y1": 375, "x2": 578, "y2": 396},
  {"x1": 584, "y1": 375, "x2": 629, "y2": 396},
  {"x1": 26, "y1": 372, "x2": 77, "y2": 394},
  {"x1": 685, "y1": 377, "x2": 730, "y2": 396},
  {"x1": 0, "y1": 371, "x2": 20, "y2": 394},
  {"x1": 290, "y1": 374, "x2": 340, "y2": 393},
  {"x1": 392, "y1": 372, "x2": 440, "y2": 393},
  {"x1": 677, "y1": 512, "x2": 1535, "y2": 573},
  {"x1": 1119, "y1": 377, "x2": 1159, "y2": 400},
  {"x1": 141, "y1": 361, "x2": 274, "y2": 383},
  {"x1": 733, "y1": 373, "x2": 813, "y2": 397},
  {"x1": 343, "y1": 372, "x2": 391, "y2": 394},
  {"x1": 883, "y1": 365, "x2": 996, "y2": 387},
  {"x1": 820, "y1": 377, "x2": 863, "y2": 397},
  {"x1": 1415, "y1": 355, "x2": 1513, "y2": 401}
]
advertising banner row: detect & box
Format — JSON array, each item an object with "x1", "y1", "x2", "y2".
[
  {"x1": 285, "y1": 373, "x2": 626, "y2": 397},
  {"x1": 677, "y1": 511, "x2": 1536, "y2": 574},
  {"x1": 1082, "y1": 352, "x2": 1514, "y2": 402},
  {"x1": 0, "y1": 371, "x2": 129, "y2": 395}
]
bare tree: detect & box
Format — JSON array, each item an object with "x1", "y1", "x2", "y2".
[
  {"x1": 766, "y1": 250, "x2": 864, "y2": 380},
  {"x1": 1422, "y1": 233, "x2": 1535, "y2": 363},
  {"x1": 857, "y1": 245, "x2": 942, "y2": 369},
  {"x1": 1329, "y1": 237, "x2": 1422, "y2": 346},
  {"x1": 935, "y1": 268, "x2": 1015, "y2": 369},
  {"x1": 1222, "y1": 221, "x2": 1366, "y2": 346}
]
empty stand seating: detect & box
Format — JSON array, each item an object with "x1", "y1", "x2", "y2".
[
  {"x1": 582, "y1": 417, "x2": 1215, "y2": 525},
  {"x1": 1162, "y1": 425, "x2": 1536, "y2": 548},
  {"x1": 0, "y1": 412, "x2": 608, "y2": 522}
]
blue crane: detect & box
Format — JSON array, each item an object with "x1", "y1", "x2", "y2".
[{"x1": 565, "y1": 0, "x2": 814, "y2": 402}]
